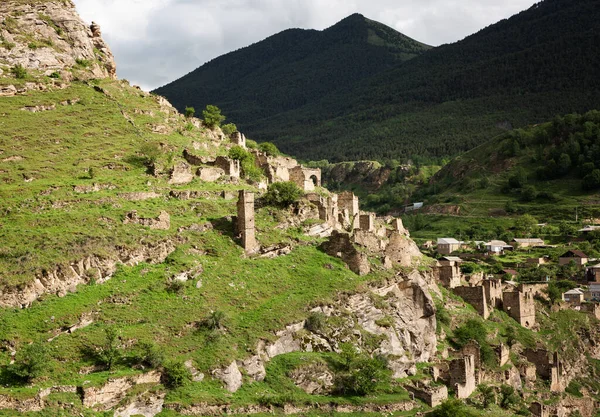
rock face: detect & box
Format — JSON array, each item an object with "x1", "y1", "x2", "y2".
[
  {"x1": 0, "y1": 1, "x2": 116, "y2": 79},
  {"x1": 82, "y1": 371, "x2": 161, "y2": 410},
  {"x1": 0, "y1": 241, "x2": 176, "y2": 308},
  {"x1": 213, "y1": 361, "x2": 243, "y2": 393}
]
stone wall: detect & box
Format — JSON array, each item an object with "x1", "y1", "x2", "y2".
[
  {"x1": 453, "y1": 286, "x2": 489, "y2": 319},
  {"x1": 236, "y1": 191, "x2": 258, "y2": 254},
  {"x1": 436, "y1": 260, "x2": 461, "y2": 289},
  {"x1": 503, "y1": 291, "x2": 535, "y2": 328},
  {"x1": 338, "y1": 192, "x2": 360, "y2": 230},
  {"x1": 483, "y1": 278, "x2": 503, "y2": 309},
  {"x1": 290, "y1": 166, "x2": 321, "y2": 191},
  {"x1": 449, "y1": 355, "x2": 476, "y2": 399}
]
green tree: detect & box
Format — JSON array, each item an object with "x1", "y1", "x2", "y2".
[
  {"x1": 184, "y1": 106, "x2": 195, "y2": 118},
  {"x1": 558, "y1": 153, "x2": 572, "y2": 174},
  {"x1": 228, "y1": 145, "x2": 263, "y2": 181},
  {"x1": 163, "y1": 360, "x2": 192, "y2": 388},
  {"x1": 258, "y1": 142, "x2": 281, "y2": 156},
  {"x1": 99, "y1": 327, "x2": 121, "y2": 370},
  {"x1": 478, "y1": 384, "x2": 496, "y2": 409},
  {"x1": 583, "y1": 169, "x2": 600, "y2": 190},
  {"x1": 202, "y1": 105, "x2": 226, "y2": 128},
  {"x1": 221, "y1": 123, "x2": 237, "y2": 136},
  {"x1": 11, "y1": 64, "x2": 27, "y2": 79},
  {"x1": 263, "y1": 182, "x2": 303, "y2": 208},
  {"x1": 140, "y1": 142, "x2": 161, "y2": 166},
  {"x1": 508, "y1": 167, "x2": 527, "y2": 189},
  {"x1": 10, "y1": 342, "x2": 50, "y2": 382},
  {"x1": 515, "y1": 214, "x2": 538, "y2": 237}
]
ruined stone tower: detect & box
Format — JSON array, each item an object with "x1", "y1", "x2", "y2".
[{"x1": 237, "y1": 190, "x2": 258, "y2": 254}]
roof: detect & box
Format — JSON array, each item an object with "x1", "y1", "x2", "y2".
[
  {"x1": 579, "y1": 225, "x2": 600, "y2": 232},
  {"x1": 513, "y1": 238, "x2": 545, "y2": 244},
  {"x1": 564, "y1": 288, "x2": 585, "y2": 295},
  {"x1": 441, "y1": 256, "x2": 463, "y2": 262},
  {"x1": 437, "y1": 238, "x2": 460, "y2": 245},
  {"x1": 561, "y1": 250, "x2": 588, "y2": 258},
  {"x1": 486, "y1": 240, "x2": 510, "y2": 247},
  {"x1": 588, "y1": 263, "x2": 600, "y2": 269},
  {"x1": 503, "y1": 269, "x2": 518, "y2": 276}
]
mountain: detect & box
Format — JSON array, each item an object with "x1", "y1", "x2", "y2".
[
  {"x1": 153, "y1": 13, "x2": 431, "y2": 134},
  {"x1": 156, "y1": 0, "x2": 600, "y2": 162}
]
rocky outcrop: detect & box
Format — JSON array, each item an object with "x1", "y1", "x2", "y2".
[
  {"x1": 0, "y1": 1, "x2": 116, "y2": 79},
  {"x1": 289, "y1": 361, "x2": 334, "y2": 395},
  {"x1": 82, "y1": 372, "x2": 161, "y2": 411},
  {"x1": 123, "y1": 210, "x2": 170, "y2": 230},
  {"x1": 114, "y1": 393, "x2": 165, "y2": 417},
  {"x1": 0, "y1": 241, "x2": 176, "y2": 308},
  {"x1": 212, "y1": 361, "x2": 243, "y2": 393}
]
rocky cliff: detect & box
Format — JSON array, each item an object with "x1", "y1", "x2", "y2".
[{"x1": 0, "y1": 0, "x2": 115, "y2": 83}]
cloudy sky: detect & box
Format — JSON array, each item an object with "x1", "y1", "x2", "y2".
[{"x1": 72, "y1": 0, "x2": 537, "y2": 91}]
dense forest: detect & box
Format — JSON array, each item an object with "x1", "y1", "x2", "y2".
[{"x1": 156, "y1": 0, "x2": 600, "y2": 163}]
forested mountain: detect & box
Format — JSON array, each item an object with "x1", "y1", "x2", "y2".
[
  {"x1": 156, "y1": 0, "x2": 600, "y2": 163},
  {"x1": 154, "y1": 14, "x2": 430, "y2": 127}
]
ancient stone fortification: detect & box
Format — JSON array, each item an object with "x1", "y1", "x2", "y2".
[
  {"x1": 449, "y1": 355, "x2": 476, "y2": 399},
  {"x1": 453, "y1": 286, "x2": 489, "y2": 319},
  {"x1": 503, "y1": 291, "x2": 536, "y2": 328},
  {"x1": 0, "y1": 1, "x2": 116, "y2": 83},
  {"x1": 236, "y1": 191, "x2": 258, "y2": 254}
]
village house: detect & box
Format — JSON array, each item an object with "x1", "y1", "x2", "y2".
[
  {"x1": 586, "y1": 264, "x2": 600, "y2": 283},
  {"x1": 512, "y1": 238, "x2": 545, "y2": 248},
  {"x1": 527, "y1": 257, "x2": 549, "y2": 267},
  {"x1": 587, "y1": 283, "x2": 600, "y2": 302},
  {"x1": 562, "y1": 288, "x2": 585, "y2": 305},
  {"x1": 485, "y1": 240, "x2": 513, "y2": 255},
  {"x1": 437, "y1": 238, "x2": 462, "y2": 255},
  {"x1": 579, "y1": 225, "x2": 600, "y2": 234},
  {"x1": 437, "y1": 256, "x2": 462, "y2": 288},
  {"x1": 559, "y1": 250, "x2": 588, "y2": 266},
  {"x1": 503, "y1": 269, "x2": 519, "y2": 280}
]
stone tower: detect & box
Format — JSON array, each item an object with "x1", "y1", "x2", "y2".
[{"x1": 237, "y1": 190, "x2": 258, "y2": 254}]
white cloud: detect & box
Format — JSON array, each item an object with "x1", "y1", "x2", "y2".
[{"x1": 72, "y1": 0, "x2": 537, "y2": 90}]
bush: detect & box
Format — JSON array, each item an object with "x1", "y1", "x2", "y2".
[
  {"x1": 263, "y1": 182, "x2": 303, "y2": 208},
  {"x1": 11, "y1": 64, "x2": 27, "y2": 79},
  {"x1": 98, "y1": 327, "x2": 121, "y2": 370},
  {"x1": 508, "y1": 168, "x2": 527, "y2": 189},
  {"x1": 500, "y1": 384, "x2": 521, "y2": 409},
  {"x1": 10, "y1": 342, "x2": 50, "y2": 382},
  {"x1": 228, "y1": 146, "x2": 263, "y2": 181},
  {"x1": 305, "y1": 312, "x2": 326, "y2": 333},
  {"x1": 200, "y1": 310, "x2": 225, "y2": 330},
  {"x1": 140, "y1": 142, "x2": 161, "y2": 166},
  {"x1": 583, "y1": 169, "x2": 600, "y2": 190},
  {"x1": 520, "y1": 185, "x2": 538, "y2": 202},
  {"x1": 184, "y1": 106, "x2": 195, "y2": 118},
  {"x1": 258, "y1": 142, "x2": 280, "y2": 156},
  {"x1": 136, "y1": 341, "x2": 164, "y2": 368},
  {"x1": 429, "y1": 399, "x2": 479, "y2": 417},
  {"x1": 202, "y1": 104, "x2": 225, "y2": 128},
  {"x1": 221, "y1": 123, "x2": 237, "y2": 136},
  {"x1": 163, "y1": 360, "x2": 192, "y2": 388},
  {"x1": 334, "y1": 344, "x2": 389, "y2": 396}
]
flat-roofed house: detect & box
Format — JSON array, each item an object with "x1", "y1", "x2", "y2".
[
  {"x1": 512, "y1": 238, "x2": 545, "y2": 248},
  {"x1": 437, "y1": 238, "x2": 462, "y2": 255}
]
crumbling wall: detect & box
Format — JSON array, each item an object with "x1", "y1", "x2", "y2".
[
  {"x1": 338, "y1": 191, "x2": 360, "y2": 230},
  {"x1": 436, "y1": 261, "x2": 461, "y2": 289},
  {"x1": 320, "y1": 231, "x2": 370, "y2": 276},
  {"x1": 453, "y1": 286, "x2": 489, "y2": 319},
  {"x1": 483, "y1": 278, "x2": 503, "y2": 309},
  {"x1": 290, "y1": 166, "x2": 321, "y2": 191},
  {"x1": 236, "y1": 191, "x2": 258, "y2": 254},
  {"x1": 503, "y1": 291, "x2": 535, "y2": 328},
  {"x1": 449, "y1": 355, "x2": 476, "y2": 399}
]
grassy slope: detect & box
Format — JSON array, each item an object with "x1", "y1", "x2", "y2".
[{"x1": 0, "y1": 77, "x2": 422, "y2": 415}]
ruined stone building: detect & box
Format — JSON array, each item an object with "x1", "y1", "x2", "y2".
[
  {"x1": 453, "y1": 286, "x2": 489, "y2": 319},
  {"x1": 289, "y1": 166, "x2": 321, "y2": 192},
  {"x1": 338, "y1": 191, "x2": 360, "y2": 230},
  {"x1": 436, "y1": 256, "x2": 462, "y2": 288},
  {"x1": 449, "y1": 355, "x2": 476, "y2": 399},
  {"x1": 483, "y1": 278, "x2": 503, "y2": 309},
  {"x1": 503, "y1": 291, "x2": 536, "y2": 328},
  {"x1": 236, "y1": 191, "x2": 258, "y2": 254}
]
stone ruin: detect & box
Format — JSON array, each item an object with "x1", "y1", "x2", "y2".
[
  {"x1": 289, "y1": 166, "x2": 321, "y2": 192},
  {"x1": 452, "y1": 286, "x2": 489, "y2": 319},
  {"x1": 235, "y1": 191, "x2": 258, "y2": 254},
  {"x1": 523, "y1": 349, "x2": 566, "y2": 393},
  {"x1": 338, "y1": 191, "x2": 360, "y2": 230},
  {"x1": 449, "y1": 355, "x2": 477, "y2": 399},
  {"x1": 503, "y1": 290, "x2": 536, "y2": 328},
  {"x1": 436, "y1": 257, "x2": 462, "y2": 289},
  {"x1": 405, "y1": 383, "x2": 448, "y2": 407}
]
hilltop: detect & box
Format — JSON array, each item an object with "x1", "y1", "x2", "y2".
[{"x1": 157, "y1": 0, "x2": 600, "y2": 162}]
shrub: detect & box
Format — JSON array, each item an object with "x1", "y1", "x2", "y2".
[
  {"x1": 583, "y1": 169, "x2": 600, "y2": 190},
  {"x1": 500, "y1": 384, "x2": 520, "y2": 409},
  {"x1": 166, "y1": 279, "x2": 186, "y2": 294},
  {"x1": 478, "y1": 384, "x2": 496, "y2": 408},
  {"x1": 305, "y1": 312, "x2": 326, "y2": 333},
  {"x1": 263, "y1": 182, "x2": 303, "y2": 208},
  {"x1": 508, "y1": 168, "x2": 527, "y2": 189},
  {"x1": 139, "y1": 142, "x2": 161, "y2": 166},
  {"x1": 200, "y1": 310, "x2": 225, "y2": 330},
  {"x1": 75, "y1": 58, "x2": 91, "y2": 68},
  {"x1": 258, "y1": 142, "x2": 280, "y2": 156},
  {"x1": 10, "y1": 342, "x2": 50, "y2": 382},
  {"x1": 136, "y1": 341, "x2": 164, "y2": 368},
  {"x1": 11, "y1": 64, "x2": 27, "y2": 79},
  {"x1": 184, "y1": 107, "x2": 195, "y2": 118},
  {"x1": 98, "y1": 327, "x2": 121, "y2": 370},
  {"x1": 221, "y1": 123, "x2": 237, "y2": 136},
  {"x1": 246, "y1": 139, "x2": 258, "y2": 149},
  {"x1": 163, "y1": 360, "x2": 192, "y2": 388},
  {"x1": 228, "y1": 146, "x2": 263, "y2": 181},
  {"x1": 202, "y1": 104, "x2": 226, "y2": 128},
  {"x1": 519, "y1": 185, "x2": 538, "y2": 202},
  {"x1": 429, "y1": 399, "x2": 479, "y2": 417},
  {"x1": 334, "y1": 344, "x2": 389, "y2": 396}
]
